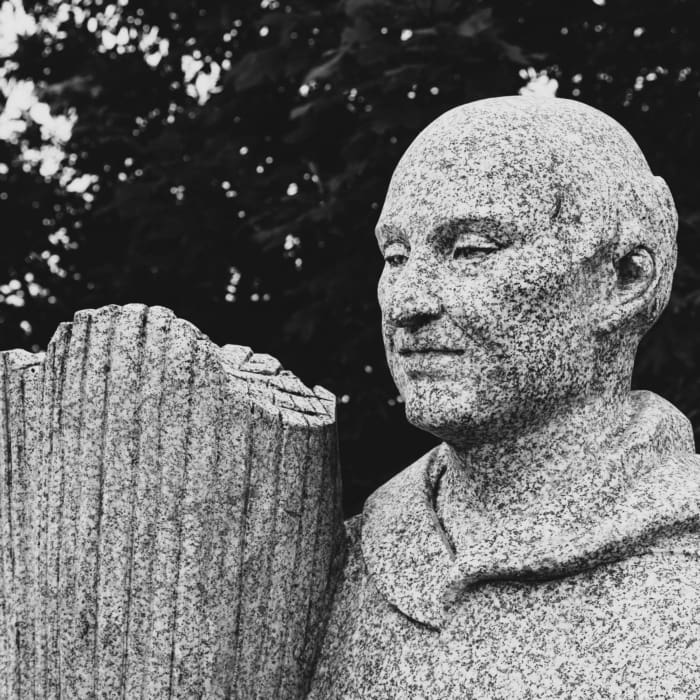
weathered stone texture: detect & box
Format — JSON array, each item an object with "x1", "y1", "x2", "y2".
[
  {"x1": 4, "y1": 94, "x2": 700, "y2": 699},
  {"x1": 0, "y1": 304, "x2": 342, "y2": 699},
  {"x1": 311, "y1": 95, "x2": 700, "y2": 697}
]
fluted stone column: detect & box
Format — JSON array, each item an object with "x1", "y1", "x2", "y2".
[{"x1": 0, "y1": 304, "x2": 343, "y2": 699}]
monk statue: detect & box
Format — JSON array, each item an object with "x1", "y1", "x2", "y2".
[
  {"x1": 308, "y1": 96, "x2": 700, "y2": 697},
  {"x1": 1, "y1": 95, "x2": 699, "y2": 699}
]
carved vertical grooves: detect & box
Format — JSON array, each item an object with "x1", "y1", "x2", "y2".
[
  {"x1": 165, "y1": 330, "x2": 196, "y2": 700},
  {"x1": 234, "y1": 403, "x2": 281, "y2": 699},
  {"x1": 39, "y1": 325, "x2": 64, "y2": 698},
  {"x1": 0, "y1": 351, "x2": 44, "y2": 699},
  {"x1": 91, "y1": 308, "x2": 118, "y2": 699},
  {"x1": 273, "y1": 424, "x2": 313, "y2": 699},
  {"x1": 62, "y1": 310, "x2": 91, "y2": 699},
  {"x1": 301, "y1": 425, "x2": 333, "y2": 672},
  {"x1": 119, "y1": 306, "x2": 149, "y2": 698},
  {"x1": 245, "y1": 411, "x2": 285, "y2": 697},
  {"x1": 128, "y1": 306, "x2": 172, "y2": 699},
  {"x1": 91, "y1": 305, "x2": 146, "y2": 698},
  {"x1": 0, "y1": 305, "x2": 342, "y2": 699},
  {"x1": 143, "y1": 314, "x2": 193, "y2": 698},
  {"x1": 225, "y1": 397, "x2": 255, "y2": 697},
  {"x1": 48, "y1": 320, "x2": 72, "y2": 699},
  {"x1": 21, "y1": 357, "x2": 43, "y2": 700},
  {"x1": 0, "y1": 354, "x2": 13, "y2": 699}
]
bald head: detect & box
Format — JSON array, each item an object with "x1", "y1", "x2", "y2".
[
  {"x1": 396, "y1": 95, "x2": 652, "y2": 181},
  {"x1": 381, "y1": 95, "x2": 677, "y2": 338}
]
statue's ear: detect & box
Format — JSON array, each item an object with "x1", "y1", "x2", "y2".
[{"x1": 596, "y1": 240, "x2": 658, "y2": 335}]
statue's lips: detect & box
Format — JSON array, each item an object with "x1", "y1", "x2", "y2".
[
  {"x1": 396, "y1": 348, "x2": 465, "y2": 355},
  {"x1": 395, "y1": 348, "x2": 465, "y2": 377}
]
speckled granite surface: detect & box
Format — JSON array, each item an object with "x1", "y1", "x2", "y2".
[
  {"x1": 0, "y1": 304, "x2": 343, "y2": 699},
  {"x1": 3, "y1": 95, "x2": 698, "y2": 698},
  {"x1": 310, "y1": 96, "x2": 700, "y2": 698},
  {"x1": 310, "y1": 392, "x2": 700, "y2": 698}
]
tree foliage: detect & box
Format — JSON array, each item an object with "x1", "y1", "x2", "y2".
[{"x1": 2, "y1": 0, "x2": 700, "y2": 514}]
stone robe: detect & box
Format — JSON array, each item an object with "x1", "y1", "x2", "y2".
[{"x1": 309, "y1": 391, "x2": 700, "y2": 699}]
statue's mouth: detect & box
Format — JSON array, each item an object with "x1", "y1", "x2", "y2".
[
  {"x1": 395, "y1": 348, "x2": 465, "y2": 378},
  {"x1": 397, "y1": 348, "x2": 464, "y2": 355}
]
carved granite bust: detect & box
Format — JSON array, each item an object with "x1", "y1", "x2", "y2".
[
  {"x1": 1, "y1": 95, "x2": 699, "y2": 699},
  {"x1": 309, "y1": 96, "x2": 700, "y2": 697}
]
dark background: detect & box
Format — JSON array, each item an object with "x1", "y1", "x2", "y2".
[{"x1": 2, "y1": 0, "x2": 699, "y2": 516}]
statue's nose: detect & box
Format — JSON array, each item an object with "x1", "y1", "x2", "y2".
[{"x1": 386, "y1": 264, "x2": 442, "y2": 329}]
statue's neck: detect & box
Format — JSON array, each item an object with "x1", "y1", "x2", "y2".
[{"x1": 436, "y1": 389, "x2": 637, "y2": 552}]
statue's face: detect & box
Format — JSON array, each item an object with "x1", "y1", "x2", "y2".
[{"x1": 377, "y1": 126, "x2": 609, "y2": 445}]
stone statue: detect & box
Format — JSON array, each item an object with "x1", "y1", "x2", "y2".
[
  {"x1": 1, "y1": 95, "x2": 699, "y2": 699},
  {"x1": 308, "y1": 96, "x2": 700, "y2": 697}
]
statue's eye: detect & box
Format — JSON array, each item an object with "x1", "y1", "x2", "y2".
[
  {"x1": 452, "y1": 237, "x2": 498, "y2": 260},
  {"x1": 386, "y1": 253, "x2": 408, "y2": 266},
  {"x1": 384, "y1": 242, "x2": 409, "y2": 267},
  {"x1": 453, "y1": 246, "x2": 491, "y2": 259}
]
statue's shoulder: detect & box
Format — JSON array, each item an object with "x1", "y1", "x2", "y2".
[
  {"x1": 604, "y1": 538, "x2": 700, "y2": 691},
  {"x1": 589, "y1": 444, "x2": 700, "y2": 639},
  {"x1": 596, "y1": 528, "x2": 700, "y2": 651}
]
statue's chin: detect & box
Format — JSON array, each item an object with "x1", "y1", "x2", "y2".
[
  {"x1": 403, "y1": 388, "x2": 527, "y2": 447},
  {"x1": 403, "y1": 397, "x2": 475, "y2": 444}
]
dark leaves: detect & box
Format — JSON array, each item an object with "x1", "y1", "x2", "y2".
[{"x1": 456, "y1": 7, "x2": 493, "y2": 38}]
